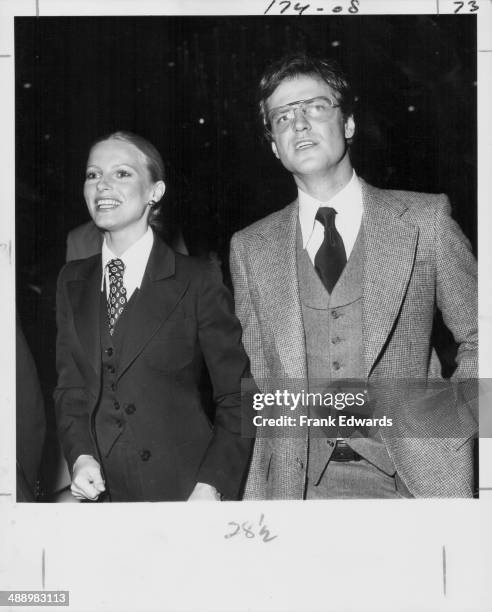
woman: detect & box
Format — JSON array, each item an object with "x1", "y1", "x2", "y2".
[{"x1": 55, "y1": 131, "x2": 251, "y2": 502}]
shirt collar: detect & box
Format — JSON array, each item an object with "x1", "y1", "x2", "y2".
[
  {"x1": 101, "y1": 226, "x2": 154, "y2": 290},
  {"x1": 298, "y1": 171, "x2": 362, "y2": 248}
]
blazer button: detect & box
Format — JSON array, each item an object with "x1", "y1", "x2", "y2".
[
  {"x1": 295, "y1": 457, "x2": 304, "y2": 470},
  {"x1": 114, "y1": 401, "x2": 120, "y2": 411},
  {"x1": 107, "y1": 365, "x2": 115, "y2": 374},
  {"x1": 331, "y1": 336, "x2": 342, "y2": 345},
  {"x1": 111, "y1": 383, "x2": 116, "y2": 392},
  {"x1": 106, "y1": 347, "x2": 113, "y2": 356},
  {"x1": 115, "y1": 419, "x2": 123, "y2": 428},
  {"x1": 125, "y1": 404, "x2": 136, "y2": 415},
  {"x1": 332, "y1": 361, "x2": 341, "y2": 371},
  {"x1": 327, "y1": 440, "x2": 335, "y2": 447},
  {"x1": 331, "y1": 310, "x2": 340, "y2": 319},
  {"x1": 140, "y1": 450, "x2": 151, "y2": 462}
]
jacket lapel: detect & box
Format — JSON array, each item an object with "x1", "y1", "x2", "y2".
[
  {"x1": 117, "y1": 238, "x2": 189, "y2": 378},
  {"x1": 361, "y1": 180, "x2": 419, "y2": 377},
  {"x1": 254, "y1": 202, "x2": 307, "y2": 379},
  {"x1": 68, "y1": 256, "x2": 102, "y2": 384}
]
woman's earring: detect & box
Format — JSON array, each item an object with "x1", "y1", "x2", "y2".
[{"x1": 147, "y1": 199, "x2": 156, "y2": 207}]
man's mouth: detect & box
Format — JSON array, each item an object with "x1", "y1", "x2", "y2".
[
  {"x1": 96, "y1": 198, "x2": 121, "y2": 210},
  {"x1": 295, "y1": 140, "x2": 316, "y2": 150}
]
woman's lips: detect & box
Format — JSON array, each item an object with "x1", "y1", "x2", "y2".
[{"x1": 95, "y1": 198, "x2": 121, "y2": 210}]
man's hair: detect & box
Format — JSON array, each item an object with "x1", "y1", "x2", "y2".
[
  {"x1": 88, "y1": 131, "x2": 166, "y2": 230},
  {"x1": 258, "y1": 54, "x2": 355, "y2": 139}
]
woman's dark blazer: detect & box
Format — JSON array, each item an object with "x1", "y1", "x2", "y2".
[{"x1": 54, "y1": 235, "x2": 252, "y2": 500}]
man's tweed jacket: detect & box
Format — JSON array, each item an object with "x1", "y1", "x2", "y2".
[{"x1": 230, "y1": 179, "x2": 477, "y2": 499}]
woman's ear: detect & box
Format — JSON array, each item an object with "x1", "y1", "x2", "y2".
[{"x1": 152, "y1": 180, "x2": 166, "y2": 203}]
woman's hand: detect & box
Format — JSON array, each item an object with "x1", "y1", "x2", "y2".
[
  {"x1": 71, "y1": 455, "x2": 106, "y2": 501},
  {"x1": 187, "y1": 482, "x2": 221, "y2": 501}
]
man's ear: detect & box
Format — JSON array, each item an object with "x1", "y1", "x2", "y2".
[
  {"x1": 344, "y1": 115, "x2": 355, "y2": 140},
  {"x1": 271, "y1": 140, "x2": 280, "y2": 159}
]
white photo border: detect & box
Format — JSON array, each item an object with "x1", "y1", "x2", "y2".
[{"x1": 1, "y1": 1, "x2": 491, "y2": 610}]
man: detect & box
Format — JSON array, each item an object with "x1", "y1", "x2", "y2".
[
  {"x1": 230, "y1": 54, "x2": 477, "y2": 499},
  {"x1": 66, "y1": 220, "x2": 103, "y2": 262}
]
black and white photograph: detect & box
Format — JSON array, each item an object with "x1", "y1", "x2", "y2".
[
  {"x1": 15, "y1": 14, "x2": 478, "y2": 502},
  {"x1": 2, "y1": 2, "x2": 491, "y2": 610}
]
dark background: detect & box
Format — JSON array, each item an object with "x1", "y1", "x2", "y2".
[{"x1": 15, "y1": 15, "x2": 477, "y2": 493}]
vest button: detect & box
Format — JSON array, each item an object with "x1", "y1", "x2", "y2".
[
  {"x1": 125, "y1": 404, "x2": 136, "y2": 415},
  {"x1": 331, "y1": 310, "x2": 340, "y2": 319},
  {"x1": 332, "y1": 361, "x2": 341, "y2": 371},
  {"x1": 114, "y1": 401, "x2": 120, "y2": 411},
  {"x1": 140, "y1": 450, "x2": 151, "y2": 462},
  {"x1": 107, "y1": 365, "x2": 115, "y2": 374},
  {"x1": 106, "y1": 347, "x2": 113, "y2": 356},
  {"x1": 115, "y1": 419, "x2": 123, "y2": 428},
  {"x1": 111, "y1": 383, "x2": 116, "y2": 392},
  {"x1": 331, "y1": 336, "x2": 342, "y2": 345}
]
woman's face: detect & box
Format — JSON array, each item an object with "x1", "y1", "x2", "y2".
[{"x1": 84, "y1": 138, "x2": 158, "y2": 237}]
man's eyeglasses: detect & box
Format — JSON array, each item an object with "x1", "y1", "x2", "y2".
[{"x1": 267, "y1": 96, "x2": 340, "y2": 134}]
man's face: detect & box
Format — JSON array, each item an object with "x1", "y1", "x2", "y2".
[{"x1": 266, "y1": 75, "x2": 355, "y2": 180}]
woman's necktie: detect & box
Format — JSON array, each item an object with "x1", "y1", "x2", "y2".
[{"x1": 107, "y1": 258, "x2": 127, "y2": 335}]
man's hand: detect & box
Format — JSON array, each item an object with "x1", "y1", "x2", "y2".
[
  {"x1": 71, "y1": 455, "x2": 106, "y2": 501},
  {"x1": 187, "y1": 482, "x2": 221, "y2": 501}
]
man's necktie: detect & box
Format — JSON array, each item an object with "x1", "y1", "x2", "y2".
[
  {"x1": 107, "y1": 258, "x2": 127, "y2": 335},
  {"x1": 314, "y1": 207, "x2": 347, "y2": 293}
]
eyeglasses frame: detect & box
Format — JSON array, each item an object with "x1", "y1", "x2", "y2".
[{"x1": 266, "y1": 95, "x2": 341, "y2": 136}]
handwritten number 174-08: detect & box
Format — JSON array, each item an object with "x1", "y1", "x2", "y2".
[
  {"x1": 264, "y1": 0, "x2": 481, "y2": 14},
  {"x1": 264, "y1": 0, "x2": 360, "y2": 15}
]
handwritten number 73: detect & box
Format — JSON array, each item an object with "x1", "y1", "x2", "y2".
[{"x1": 453, "y1": 1, "x2": 479, "y2": 12}]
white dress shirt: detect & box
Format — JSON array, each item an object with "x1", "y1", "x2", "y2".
[
  {"x1": 101, "y1": 226, "x2": 154, "y2": 299},
  {"x1": 298, "y1": 171, "x2": 363, "y2": 264}
]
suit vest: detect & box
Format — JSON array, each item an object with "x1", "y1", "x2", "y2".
[
  {"x1": 94, "y1": 288, "x2": 140, "y2": 457},
  {"x1": 296, "y1": 222, "x2": 395, "y2": 483}
]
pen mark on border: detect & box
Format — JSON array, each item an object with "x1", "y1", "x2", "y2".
[
  {"x1": 42, "y1": 548, "x2": 46, "y2": 590},
  {"x1": 0, "y1": 55, "x2": 12, "y2": 58},
  {"x1": 442, "y1": 545, "x2": 447, "y2": 597},
  {"x1": 0, "y1": 241, "x2": 12, "y2": 265},
  {"x1": 0, "y1": 493, "x2": 12, "y2": 496},
  {"x1": 436, "y1": 0, "x2": 439, "y2": 15},
  {"x1": 479, "y1": 487, "x2": 492, "y2": 490}
]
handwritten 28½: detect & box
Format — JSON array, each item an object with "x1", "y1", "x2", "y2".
[
  {"x1": 225, "y1": 514, "x2": 278, "y2": 543},
  {"x1": 264, "y1": 0, "x2": 360, "y2": 15}
]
